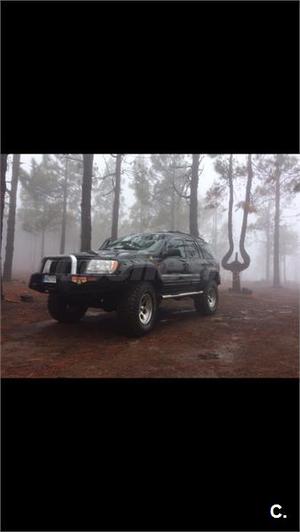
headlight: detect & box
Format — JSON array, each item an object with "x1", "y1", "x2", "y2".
[{"x1": 85, "y1": 259, "x2": 118, "y2": 274}]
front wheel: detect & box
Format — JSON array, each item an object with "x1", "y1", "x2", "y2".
[
  {"x1": 48, "y1": 294, "x2": 88, "y2": 323},
  {"x1": 194, "y1": 281, "x2": 218, "y2": 315},
  {"x1": 117, "y1": 282, "x2": 158, "y2": 336}
]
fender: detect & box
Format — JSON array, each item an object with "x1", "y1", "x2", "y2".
[
  {"x1": 209, "y1": 270, "x2": 221, "y2": 285},
  {"x1": 121, "y1": 261, "x2": 163, "y2": 286}
]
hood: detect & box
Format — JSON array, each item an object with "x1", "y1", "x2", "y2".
[{"x1": 79, "y1": 248, "x2": 155, "y2": 261}]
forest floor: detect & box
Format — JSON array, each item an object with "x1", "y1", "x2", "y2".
[{"x1": 1, "y1": 279, "x2": 299, "y2": 378}]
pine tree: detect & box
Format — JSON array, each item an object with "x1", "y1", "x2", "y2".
[
  {"x1": 248, "y1": 200, "x2": 273, "y2": 282},
  {"x1": 81, "y1": 154, "x2": 94, "y2": 251},
  {"x1": 279, "y1": 225, "x2": 299, "y2": 283},
  {"x1": 129, "y1": 156, "x2": 155, "y2": 232},
  {"x1": 19, "y1": 156, "x2": 62, "y2": 257},
  {"x1": 3, "y1": 154, "x2": 21, "y2": 280},
  {"x1": 1, "y1": 154, "x2": 8, "y2": 251},
  {"x1": 1, "y1": 153, "x2": 8, "y2": 298},
  {"x1": 213, "y1": 154, "x2": 254, "y2": 292},
  {"x1": 92, "y1": 156, "x2": 116, "y2": 246},
  {"x1": 151, "y1": 154, "x2": 188, "y2": 231},
  {"x1": 172, "y1": 154, "x2": 205, "y2": 237},
  {"x1": 254, "y1": 154, "x2": 300, "y2": 288},
  {"x1": 111, "y1": 154, "x2": 123, "y2": 240},
  {"x1": 57, "y1": 154, "x2": 83, "y2": 253}
]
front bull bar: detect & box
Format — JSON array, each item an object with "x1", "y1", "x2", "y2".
[{"x1": 40, "y1": 254, "x2": 78, "y2": 275}]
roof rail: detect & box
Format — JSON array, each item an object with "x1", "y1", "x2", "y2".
[{"x1": 163, "y1": 230, "x2": 206, "y2": 241}]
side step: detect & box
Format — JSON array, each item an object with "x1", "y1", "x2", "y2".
[{"x1": 162, "y1": 290, "x2": 203, "y2": 299}]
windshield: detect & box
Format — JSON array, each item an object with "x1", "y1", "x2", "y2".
[{"x1": 103, "y1": 233, "x2": 166, "y2": 253}]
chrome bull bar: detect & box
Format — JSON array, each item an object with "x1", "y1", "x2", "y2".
[{"x1": 40, "y1": 254, "x2": 78, "y2": 275}]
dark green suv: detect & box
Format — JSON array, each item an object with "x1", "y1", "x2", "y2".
[{"x1": 29, "y1": 231, "x2": 220, "y2": 336}]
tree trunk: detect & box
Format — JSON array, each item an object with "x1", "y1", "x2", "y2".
[
  {"x1": 211, "y1": 208, "x2": 218, "y2": 256},
  {"x1": 265, "y1": 200, "x2": 271, "y2": 282},
  {"x1": 294, "y1": 254, "x2": 299, "y2": 283},
  {"x1": 3, "y1": 154, "x2": 20, "y2": 281},
  {"x1": 1, "y1": 154, "x2": 8, "y2": 299},
  {"x1": 170, "y1": 185, "x2": 175, "y2": 231},
  {"x1": 1, "y1": 154, "x2": 8, "y2": 252},
  {"x1": 221, "y1": 154, "x2": 252, "y2": 292},
  {"x1": 273, "y1": 157, "x2": 281, "y2": 288},
  {"x1": 238, "y1": 153, "x2": 252, "y2": 269},
  {"x1": 111, "y1": 154, "x2": 122, "y2": 240},
  {"x1": 41, "y1": 228, "x2": 45, "y2": 258},
  {"x1": 232, "y1": 258, "x2": 241, "y2": 292},
  {"x1": 59, "y1": 157, "x2": 68, "y2": 254},
  {"x1": 81, "y1": 154, "x2": 94, "y2": 251},
  {"x1": 189, "y1": 154, "x2": 200, "y2": 237},
  {"x1": 222, "y1": 155, "x2": 234, "y2": 268},
  {"x1": 170, "y1": 160, "x2": 176, "y2": 230},
  {"x1": 283, "y1": 254, "x2": 286, "y2": 284},
  {"x1": 31, "y1": 233, "x2": 37, "y2": 271}
]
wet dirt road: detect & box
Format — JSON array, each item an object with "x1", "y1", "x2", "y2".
[{"x1": 1, "y1": 281, "x2": 299, "y2": 378}]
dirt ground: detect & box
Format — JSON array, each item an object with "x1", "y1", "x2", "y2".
[{"x1": 1, "y1": 279, "x2": 299, "y2": 378}]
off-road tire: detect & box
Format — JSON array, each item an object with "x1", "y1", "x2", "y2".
[
  {"x1": 117, "y1": 282, "x2": 158, "y2": 336},
  {"x1": 48, "y1": 294, "x2": 88, "y2": 323},
  {"x1": 194, "y1": 281, "x2": 218, "y2": 315}
]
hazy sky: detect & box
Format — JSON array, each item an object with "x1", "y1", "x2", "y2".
[
  {"x1": 17, "y1": 154, "x2": 300, "y2": 223},
  {"x1": 5, "y1": 154, "x2": 299, "y2": 278},
  {"x1": 18, "y1": 154, "x2": 219, "y2": 211},
  {"x1": 16, "y1": 154, "x2": 252, "y2": 227}
]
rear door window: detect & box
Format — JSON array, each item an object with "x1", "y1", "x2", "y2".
[
  {"x1": 200, "y1": 243, "x2": 215, "y2": 260},
  {"x1": 185, "y1": 240, "x2": 200, "y2": 258},
  {"x1": 167, "y1": 238, "x2": 186, "y2": 258}
]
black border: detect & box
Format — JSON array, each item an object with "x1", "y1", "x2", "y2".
[
  {"x1": 2, "y1": 378, "x2": 299, "y2": 531},
  {"x1": 1, "y1": 0, "x2": 299, "y2": 153},
  {"x1": 1, "y1": 1, "x2": 299, "y2": 531}
]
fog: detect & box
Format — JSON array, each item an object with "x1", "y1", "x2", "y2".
[{"x1": 2, "y1": 153, "x2": 300, "y2": 286}]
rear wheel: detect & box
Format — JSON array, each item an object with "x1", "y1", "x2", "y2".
[
  {"x1": 194, "y1": 281, "x2": 218, "y2": 315},
  {"x1": 117, "y1": 282, "x2": 158, "y2": 336},
  {"x1": 48, "y1": 294, "x2": 88, "y2": 323}
]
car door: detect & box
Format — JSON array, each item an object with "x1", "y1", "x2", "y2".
[
  {"x1": 159, "y1": 237, "x2": 190, "y2": 294},
  {"x1": 196, "y1": 241, "x2": 215, "y2": 288},
  {"x1": 184, "y1": 238, "x2": 203, "y2": 290}
]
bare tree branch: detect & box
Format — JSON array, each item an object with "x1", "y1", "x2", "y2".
[
  {"x1": 173, "y1": 180, "x2": 190, "y2": 200},
  {"x1": 63, "y1": 155, "x2": 83, "y2": 164},
  {"x1": 98, "y1": 172, "x2": 116, "y2": 181},
  {"x1": 102, "y1": 185, "x2": 115, "y2": 196}
]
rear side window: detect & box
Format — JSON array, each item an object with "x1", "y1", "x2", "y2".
[
  {"x1": 167, "y1": 238, "x2": 186, "y2": 258},
  {"x1": 185, "y1": 240, "x2": 200, "y2": 258},
  {"x1": 200, "y1": 243, "x2": 215, "y2": 260}
]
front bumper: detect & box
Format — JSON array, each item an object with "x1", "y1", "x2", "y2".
[
  {"x1": 29, "y1": 272, "x2": 128, "y2": 298},
  {"x1": 29, "y1": 253, "x2": 128, "y2": 298}
]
